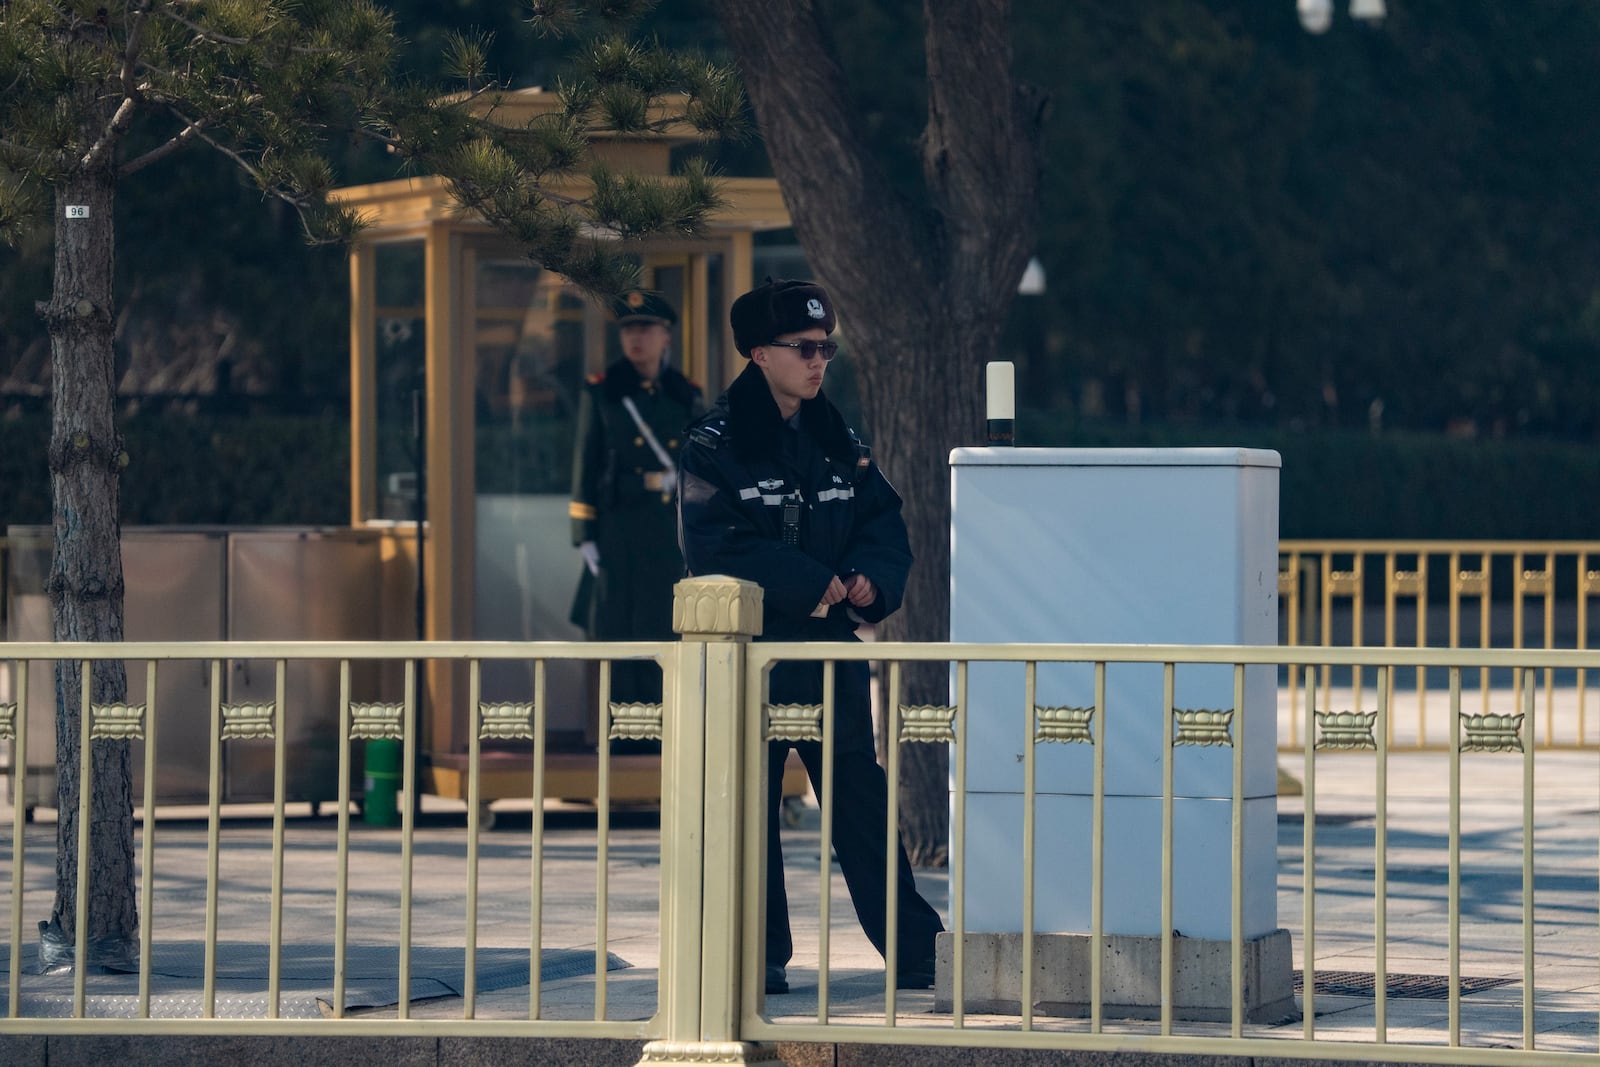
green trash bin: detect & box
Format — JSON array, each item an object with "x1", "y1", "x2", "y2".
[{"x1": 362, "y1": 738, "x2": 401, "y2": 827}]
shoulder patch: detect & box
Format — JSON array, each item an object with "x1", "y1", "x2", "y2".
[{"x1": 688, "y1": 417, "x2": 728, "y2": 450}]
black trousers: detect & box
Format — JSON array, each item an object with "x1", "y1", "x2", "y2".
[{"x1": 763, "y1": 658, "x2": 945, "y2": 972}]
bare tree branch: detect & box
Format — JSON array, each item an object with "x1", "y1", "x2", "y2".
[
  {"x1": 121, "y1": 1, "x2": 151, "y2": 100},
  {"x1": 80, "y1": 95, "x2": 139, "y2": 172},
  {"x1": 119, "y1": 119, "x2": 205, "y2": 178}
]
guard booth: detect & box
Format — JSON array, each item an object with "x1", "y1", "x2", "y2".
[{"x1": 330, "y1": 88, "x2": 796, "y2": 810}]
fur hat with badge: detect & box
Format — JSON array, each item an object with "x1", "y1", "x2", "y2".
[{"x1": 730, "y1": 277, "x2": 835, "y2": 357}]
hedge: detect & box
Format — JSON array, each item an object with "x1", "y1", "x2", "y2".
[{"x1": 4, "y1": 411, "x2": 1599, "y2": 541}]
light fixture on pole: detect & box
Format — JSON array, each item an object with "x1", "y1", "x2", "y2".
[
  {"x1": 1017, "y1": 256, "x2": 1046, "y2": 296},
  {"x1": 1350, "y1": 0, "x2": 1387, "y2": 25},
  {"x1": 1298, "y1": 0, "x2": 1385, "y2": 34}
]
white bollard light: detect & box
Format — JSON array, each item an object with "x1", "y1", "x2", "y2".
[{"x1": 985, "y1": 361, "x2": 1014, "y2": 446}]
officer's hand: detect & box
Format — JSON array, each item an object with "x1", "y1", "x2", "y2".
[
  {"x1": 579, "y1": 541, "x2": 601, "y2": 576},
  {"x1": 844, "y1": 573, "x2": 877, "y2": 607},
  {"x1": 811, "y1": 576, "x2": 848, "y2": 618}
]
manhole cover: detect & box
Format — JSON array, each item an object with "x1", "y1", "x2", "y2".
[{"x1": 1295, "y1": 970, "x2": 1516, "y2": 999}]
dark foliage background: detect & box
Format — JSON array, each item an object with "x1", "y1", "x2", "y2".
[{"x1": 5, "y1": 0, "x2": 1599, "y2": 534}]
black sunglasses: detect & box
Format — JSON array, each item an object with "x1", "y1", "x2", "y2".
[{"x1": 764, "y1": 339, "x2": 839, "y2": 362}]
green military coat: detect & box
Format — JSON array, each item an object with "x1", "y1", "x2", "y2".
[{"x1": 568, "y1": 359, "x2": 703, "y2": 695}]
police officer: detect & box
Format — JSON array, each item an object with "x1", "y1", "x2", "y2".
[
  {"x1": 569, "y1": 291, "x2": 703, "y2": 728},
  {"x1": 677, "y1": 278, "x2": 944, "y2": 995}
]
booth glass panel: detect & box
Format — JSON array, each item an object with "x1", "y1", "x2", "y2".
[{"x1": 373, "y1": 240, "x2": 426, "y2": 522}]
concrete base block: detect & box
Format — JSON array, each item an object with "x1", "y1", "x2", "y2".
[{"x1": 934, "y1": 929, "x2": 1299, "y2": 1023}]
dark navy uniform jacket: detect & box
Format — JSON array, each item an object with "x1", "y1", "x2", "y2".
[
  {"x1": 568, "y1": 358, "x2": 702, "y2": 646},
  {"x1": 678, "y1": 362, "x2": 912, "y2": 646}
]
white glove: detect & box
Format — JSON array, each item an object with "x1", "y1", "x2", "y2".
[{"x1": 579, "y1": 541, "x2": 600, "y2": 575}]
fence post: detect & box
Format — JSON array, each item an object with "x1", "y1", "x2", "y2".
[{"x1": 638, "y1": 576, "x2": 779, "y2": 1066}]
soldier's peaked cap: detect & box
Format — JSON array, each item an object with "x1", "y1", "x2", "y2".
[
  {"x1": 730, "y1": 277, "x2": 835, "y2": 357},
  {"x1": 611, "y1": 290, "x2": 678, "y2": 327}
]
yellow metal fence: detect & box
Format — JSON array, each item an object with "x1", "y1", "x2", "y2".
[
  {"x1": 1280, "y1": 539, "x2": 1600, "y2": 749},
  {"x1": 0, "y1": 576, "x2": 1596, "y2": 1067}
]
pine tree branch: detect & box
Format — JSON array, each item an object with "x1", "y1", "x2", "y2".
[
  {"x1": 174, "y1": 113, "x2": 340, "y2": 244},
  {"x1": 119, "y1": 120, "x2": 205, "y2": 178},
  {"x1": 0, "y1": 137, "x2": 58, "y2": 171},
  {"x1": 157, "y1": 6, "x2": 346, "y2": 56},
  {"x1": 156, "y1": 7, "x2": 252, "y2": 47}
]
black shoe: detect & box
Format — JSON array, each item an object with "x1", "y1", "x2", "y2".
[
  {"x1": 765, "y1": 963, "x2": 789, "y2": 995},
  {"x1": 895, "y1": 965, "x2": 935, "y2": 990}
]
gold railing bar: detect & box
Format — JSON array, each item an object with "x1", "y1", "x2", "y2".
[
  {"x1": 1375, "y1": 665, "x2": 1388, "y2": 1043},
  {"x1": 530, "y1": 658, "x2": 547, "y2": 1019},
  {"x1": 952, "y1": 660, "x2": 968, "y2": 1031},
  {"x1": 1513, "y1": 552, "x2": 1526, "y2": 715},
  {"x1": 1414, "y1": 557, "x2": 1428, "y2": 744},
  {"x1": 1284, "y1": 551, "x2": 1301, "y2": 748},
  {"x1": 74, "y1": 659, "x2": 91, "y2": 1017},
  {"x1": 1448, "y1": 666, "x2": 1462, "y2": 1046},
  {"x1": 1160, "y1": 662, "x2": 1174, "y2": 1037},
  {"x1": 1579, "y1": 554, "x2": 1590, "y2": 747},
  {"x1": 8, "y1": 660, "x2": 26, "y2": 1018},
  {"x1": 1385, "y1": 630, "x2": 1396, "y2": 750},
  {"x1": 743, "y1": 656, "x2": 766, "y2": 1027},
  {"x1": 1089, "y1": 660, "x2": 1105, "y2": 1035},
  {"x1": 1021, "y1": 660, "x2": 1037, "y2": 1033},
  {"x1": 1320, "y1": 556, "x2": 1333, "y2": 720},
  {"x1": 884, "y1": 660, "x2": 902, "y2": 1023},
  {"x1": 1544, "y1": 553, "x2": 1556, "y2": 744},
  {"x1": 24, "y1": 637, "x2": 1600, "y2": 671},
  {"x1": 334, "y1": 660, "x2": 352, "y2": 1018},
  {"x1": 1352, "y1": 560, "x2": 1365, "y2": 715},
  {"x1": 817, "y1": 660, "x2": 835, "y2": 1025},
  {"x1": 1522, "y1": 668, "x2": 1535, "y2": 1049},
  {"x1": 1479, "y1": 558, "x2": 1492, "y2": 717},
  {"x1": 397, "y1": 660, "x2": 417, "y2": 1021},
  {"x1": 1230, "y1": 662, "x2": 1244, "y2": 1039},
  {"x1": 205, "y1": 657, "x2": 223, "y2": 1018},
  {"x1": 1384, "y1": 553, "x2": 1397, "y2": 653},
  {"x1": 138, "y1": 661, "x2": 157, "y2": 1018},
  {"x1": 1303, "y1": 666, "x2": 1317, "y2": 1041},
  {"x1": 465, "y1": 659, "x2": 482, "y2": 1018},
  {"x1": 268, "y1": 659, "x2": 287, "y2": 1019},
  {"x1": 596, "y1": 660, "x2": 611, "y2": 1022}
]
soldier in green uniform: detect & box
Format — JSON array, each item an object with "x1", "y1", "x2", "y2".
[{"x1": 569, "y1": 291, "x2": 704, "y2": 735}]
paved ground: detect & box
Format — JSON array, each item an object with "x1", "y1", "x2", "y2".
[{"x1": 0, "y1": 719, "x2": 1595, "y2": 1058}]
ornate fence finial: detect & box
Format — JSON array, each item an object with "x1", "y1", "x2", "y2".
[{"x1": 673, "y1": 576, "x2": 763, "y2": 640}]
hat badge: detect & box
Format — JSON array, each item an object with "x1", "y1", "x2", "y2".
[
  {"x1": 626, "y1": 292, "x2": 646, "y2": 308},
  {"x1": 805, "y1": 298, "x2": 826, "y2": 319}
]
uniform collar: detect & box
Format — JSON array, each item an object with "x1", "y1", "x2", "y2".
[
  {"x1": 725, "y1": 361, "x2": 854, "y2": 461},
  {"x1": 603, "y1": 357, "x2": 698, "y2": 406}
]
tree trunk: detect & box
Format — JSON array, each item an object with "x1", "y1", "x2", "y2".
[
  {"x1": 716, "y1": 0, "x2": 1044, "y2": 866},
  {"x1": 42, "y1": 171, "x2": 138, "y2": 964}
]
